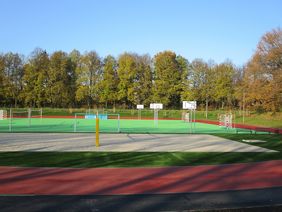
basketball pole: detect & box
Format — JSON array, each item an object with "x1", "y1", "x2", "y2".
[{"x1": 95, "y1": 112, "x2": 99, "y2": 147}]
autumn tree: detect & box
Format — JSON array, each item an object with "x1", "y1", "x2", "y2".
[{"x1": 243, "y1": 28, "x2": 282, "y2": 112}]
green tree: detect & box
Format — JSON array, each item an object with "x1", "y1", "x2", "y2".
[
  {"x1": 3, "y1": 53, "x2": 24, "y2": 107},
  {"x1": 153, "y1": 51, "x2": 182, "y2": 108},
  {"x1": 213, "y1": 61, "x2": 236, "y2": 109},
  {"x1": 47, "y1": 51, "x2": 75, "y2": 107},
  {"x1": 0, "y1": 54, "x2": 6, "y2": 105},
  {"x1": 99, "y1": 55, "x2": 118, "y2": 108},
  {"x1": 117, "y1": 53, "x2": 138, "y2": 107},
  {"x1": 22, "y1": 48, "x2": 49, "y2": 107},
  {"x1": 68, "y1": 49, "x2": 81, "y2": 107},
  {"x1": 134, "y1": 54, "x2": 153, "y2": 106},
  {"x1": 75, "y1": 51, "x2": 102, "y2": 107},
  {"x1": 177, "y1": 55, "x2": 190, "y2": 102},
  {"x1": 189, "y1": 59, "x2": 215, "y2": 117}
]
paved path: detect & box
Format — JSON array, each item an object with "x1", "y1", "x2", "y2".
[
  {"x1": 1, "y1": 160, "x2": 282, "y2": 195},
  {"x1": 0, "y1": 133, "x2": 276, "y2": 152}
]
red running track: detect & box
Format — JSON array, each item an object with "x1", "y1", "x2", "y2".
[{"x1": 0, "y1": 160, "x2": 282, "y2": 195}]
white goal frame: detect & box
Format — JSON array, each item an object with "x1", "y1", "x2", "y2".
[
  {"x1": 0, "y1": 110, "x2": 7, "y2": 120},
  {"x1": 73, "y1": 112, "x2": 120, "y2": 132},
  {"x1": 219, "y1": 113, "x2": 233, "y2": 129}
]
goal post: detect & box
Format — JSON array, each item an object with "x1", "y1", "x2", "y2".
[
  {"x1": 107, "y1": 113, "x2": 120, "y2": 132},
  {"x1": 0, "y1": 110, "x2": 7, "y2": 120},
  {"x1": 183, "y1": 101, "x2": 197, "y2": 133},
  {"x1": 29, "y1": 108, "x2": 43, "y2": 120},
  {"x1": 219, "y1": 113, "x2": 233, "y2": 129},
  {"x1": 150, "y1": 103, "x2": 163, "y2": 127},
  {"x1": 9, "y1": 108, "x2": 30, "y2": 131},
  {"x1": 73, "y1": 112, "x2": 120, "y2": 132}
]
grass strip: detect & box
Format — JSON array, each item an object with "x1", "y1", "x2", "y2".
[{"x1": 0, "y1": 151, "x2": 281, "y2": 168}]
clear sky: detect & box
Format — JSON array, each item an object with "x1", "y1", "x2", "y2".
[{"x1": 0, "y1": 0, "x2": 281, "y2": 66}]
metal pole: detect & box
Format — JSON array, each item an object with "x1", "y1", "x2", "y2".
[
  {"x1": 117, "y1": 114, "x2": 120, "y2": 132},
  {"x1": 138, "y1": 109, "x2": 140, "y2": 120},
  {"x1": 96, "y1": 117, "x2": 99, "y2": 147},
  {"x1": 154, "y1": 109, "x2": 158, "y2": 127},
  {"x1": 243, "y1": 92, "x2": 245, "y2": 124},
  {"x1": 190, "y1": 109, "x2": 192, "y2": 134},
  {"x1": 28, "y1": 108, "x2": 31, "y2": 127},
  {"x1": 74, "y1": 114, "x2": 77, "y2": 132},
  {"x1": 40, "y1": 108, "x2": 43, "y2": 121},
  {"x1": 234, "y1": 112, "x2": 236, "y2": 129},
  {"x1": 194, "y1": 109, "x2": 196, "y2": 132},
  {"x1": 9, "y1": 108, "x2": 12, "y2": 132}
]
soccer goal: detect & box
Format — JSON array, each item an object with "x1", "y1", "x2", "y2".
[
  {"x1": 219, "y1": 113, "x2": 233, "y2": 129},
  {"x1": 29, "y1": 108, "x2": 43, "y2": 120},
  {"x1": 0, "y1": 110, "x2": 7, "y2": 120},
  {"x1": 73, "y1": 113, "x2": 120, "y2": 132},
  {"x1": 150, "y1": 103, "x2": 163, "y2": 127},
  {"x1": 9, "y1": 109, "x2": 30, "y2": 131}
]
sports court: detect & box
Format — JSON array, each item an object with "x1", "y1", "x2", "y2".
[
  {"x1": 0, "y1": 117, "x2": 264, "y2": 134},
  {"x1": 0, "y1": 133, "x2": 276, "y2": 152}
]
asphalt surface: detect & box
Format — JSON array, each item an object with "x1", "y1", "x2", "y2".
[
  {"x1": 0, "y1": 133, "x2": 275, "y2": 152},
  {"x1": 1, "y1": 187, "x2": 282, "y2": 211}
]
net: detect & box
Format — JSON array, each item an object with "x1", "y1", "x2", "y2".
[
  {"x1": 9, "y1": 109, "x2": 30, "y2": 131},
  {"x1": 73, "y1": 113, "x2": 120, "y2": 132},
  {"x1": 0, "y1": 110, "x2": 7, "y2": 120},
  {"x1": 183, "y1": 112, "x2": 190, "y2": 122},
  {"x1": 219, "y1": 113, "x2": 233, "y2": 129},
  {"x1": 29, "y1": 108, "x2": 42, "y2": 119}
]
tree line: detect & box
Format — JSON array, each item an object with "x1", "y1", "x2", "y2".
[{"x1": 0, "y1": 28, "x2": 281, "y2": 112}]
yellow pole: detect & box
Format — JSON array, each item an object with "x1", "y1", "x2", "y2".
[{"x1": 96, "y1": 117, "x2": 99, "y2": 147}]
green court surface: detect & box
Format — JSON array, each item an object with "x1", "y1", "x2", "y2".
[{"x1": 0, "y1": 118, "x2": 264, "y2": 134}]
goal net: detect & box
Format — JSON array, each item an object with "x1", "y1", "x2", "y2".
[
  {"x1": 219, "y1": 113, "x2": 233, "y2": 129},
  {"x1": 73, "y1": 113, "x2": 120, "y2": 132},
  {"x1": 183, "y1": 112, "x2": 190, "y2": 122},
  {"x1": 0, "y1": 110, "x2": 7, "y2": 120},
  {"x1": 29, "y1": 108, "x2": 42, "y2": 119}
]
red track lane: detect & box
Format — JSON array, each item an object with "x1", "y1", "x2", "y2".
[{"x1": 0, "y1": 160, "x2": 282, "y2": 195}]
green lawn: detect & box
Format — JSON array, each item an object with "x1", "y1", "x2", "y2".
[{"x1": 0, "y1": 134, "x2": 281, "y2": 168}]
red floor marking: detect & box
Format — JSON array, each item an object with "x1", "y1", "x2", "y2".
[{"x1": 1, "y1": 160, "x2": 282, "y2": 195}]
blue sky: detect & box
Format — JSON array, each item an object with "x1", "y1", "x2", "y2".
[{"x1": 0, "y1": 0, "x2": 281, "y2": 66}]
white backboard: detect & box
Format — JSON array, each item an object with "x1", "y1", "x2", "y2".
[
  {"x1": 183, "y1": 101, "x2": 197, "y2": 109},
  {"x1": 150, "y1": 103, "x2": 163, "y2": 109},
  {"x1": 137, "y1": 105, "x2": 144, "y2": 109}
]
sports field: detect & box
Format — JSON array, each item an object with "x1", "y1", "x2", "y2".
[{"x1": 0, "y1": 117, "x2": 266, "y2": 134}]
